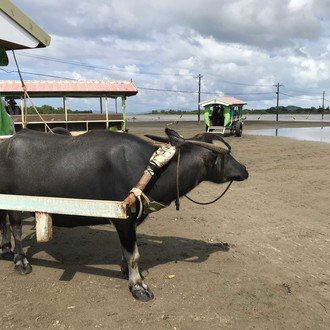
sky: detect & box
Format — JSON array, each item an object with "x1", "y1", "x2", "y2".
[{"x1": 1, "y1": 0, "x2": 330, "y2": 113}]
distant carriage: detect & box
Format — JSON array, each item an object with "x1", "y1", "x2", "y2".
[{"x1": 200, "y1": 96, "x2": 247, "y2": 136}]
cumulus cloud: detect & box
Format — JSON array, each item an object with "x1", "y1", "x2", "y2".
[
  {"x1": 2, "y1": 0, "x2": 329, "y2": 112},
  {"x1": 18, "y1": 0, "x2": 326, "y2": 46}
]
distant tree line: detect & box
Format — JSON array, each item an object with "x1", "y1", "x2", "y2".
[
  {"x1": 24, "y1": 104, "x2": 330, "y2": 115},
  {"x1": 243, "y1": 106, "x2": 330, "y2": 114},
  {"x1": 151, "y1": 109, "x2": 198, "y2": 115},
  {"x1": 150, "y1": 106, "x2": 329, "y2": 115},
  {"x1": 26, "y1": 104, "x2": 92, "y2": 115}
]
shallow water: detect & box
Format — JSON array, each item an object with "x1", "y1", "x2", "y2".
[
  {"x1": 246, "y1": 127, "x2": 330, "y2": 144},
  {"x1": 245, "y1": 114, "x2": 330, "y2": 122},
  {"x1": 127, "y1": 114, "x2": 330, "y2": 122}
]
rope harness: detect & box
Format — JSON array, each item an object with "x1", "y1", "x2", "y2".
[
  {"x1": 12, "y1": 51, "x2": 54, "y2": 133},
  {"x1": 175, "y1": 149, "x2": 233, "y2": 210},
  {"x1": 129, "y1": 188, "x2": 167, "y2": 218},
  {"x1": 125, "y1": 144, "x2": 234, "y2": 217}
]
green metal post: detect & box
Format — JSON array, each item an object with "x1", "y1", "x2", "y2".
[
  {"x1": 105, "y1": 96, "x2": 109, "y2": 129},
  {"x1": 121, "y1": 95, "x2": 126, "y2": 131}
]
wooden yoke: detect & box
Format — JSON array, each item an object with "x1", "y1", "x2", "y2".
[
  {"x1": 122, "y1": 143, "x2": 176, "y2": 215},
  {"x1": 122, "y1": 171, "x2": 153, "y2": 210}
]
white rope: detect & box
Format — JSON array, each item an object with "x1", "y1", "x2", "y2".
[{"x1": 12, "y1": 51, "x2": 54, "y2": 133}]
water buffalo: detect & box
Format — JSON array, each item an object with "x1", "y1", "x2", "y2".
[{"x1": 0, "y1": 128, "x2": 248, "y2": 301}]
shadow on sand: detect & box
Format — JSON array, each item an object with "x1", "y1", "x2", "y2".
[{"x1": 21, "y1": 222, "x2": 230, "y2": 282}]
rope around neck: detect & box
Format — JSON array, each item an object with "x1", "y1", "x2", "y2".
[
  {"x1": 184, "y1": 180, "x2": 233, "y2": 205},
  {"x1": 175, "y1": 149, "x2": 233, "y2": 210}
]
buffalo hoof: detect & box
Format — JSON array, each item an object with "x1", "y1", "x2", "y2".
[
  {"x1": 2, "y1": 251, "x2": 14, "y2": 261},
  {"x1": 14, "y1": 257, "x2": 32, "y2": 275},
  {"x1": 130, "y1": 284, "x2": 154, "y2": 302},
  {"x1": 14, "y1": 262, "x2": 32, "y2": 275}
]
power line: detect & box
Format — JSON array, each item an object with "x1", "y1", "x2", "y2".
[
  {"x1": 13, "y1": 52, "x2": 330, "y2": 96},
  {"x1": 2, "y1": 67, "x2": 272, "y2": 96},
  {"x1": 280, "y1": 91, "x2": 323, "y2": 101},
  {"x1": 206, "y1": 74, "x2": 273, "y2": 87},
  {"x1": 137, "y1": 86, "x2": 197, "y2": 94},
  {"x1": 283, "y1": 87, "x2": 321, "y2": 94},
  {"x1": 207, "y1": 91, "x2": 274, "y2": 95},
  {"x1": 17, "y1": 52, "x2": 195, "y2": 77},
  {"x1": 0, "y1": 66, "x2": 327, "y2": 106},
  {"x1": 138, "y1": 86, "x2": 274, "y2": 96},
  {"x1": 0, "y1": 67, "x2": 77, "y2": 80}
]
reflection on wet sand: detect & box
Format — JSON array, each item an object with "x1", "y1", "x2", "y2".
[{"x1": 247, "y1": 126, "x2": 330, "y2": 143}]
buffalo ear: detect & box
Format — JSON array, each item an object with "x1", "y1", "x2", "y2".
[
  {"x1": 144, "y1": 134, "x2": 170, "y2": 143},
  {"x1": 165, "y1": 128, "x2": 185, "y2": 147},
  {"x1": 191, "y1": 133, "x2": 231, "y2": 151},
  {"x1": 145, "y1": 128, "x2": 186, "y2": 147}
]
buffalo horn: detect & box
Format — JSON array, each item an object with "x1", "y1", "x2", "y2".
[
  {"x1": 144, "y1": 134, "x2": 170, "y2": 143},
  {"x1": 185, "y1": 140, "x2": 229, "y2": 154},
  {"x1": 145, "y1": 133, "x2": 229, "y2": 153}
]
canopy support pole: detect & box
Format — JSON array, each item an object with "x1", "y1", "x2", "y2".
[
  {"x1": 105, "y1": 96, "x2": 109, "y2": 129},
  {"x1": 63, "y1": 96, "x2": 68, "y2": 129},
  {"x1": 121, "y1": 95, "x2": 126, "y2": 131}
]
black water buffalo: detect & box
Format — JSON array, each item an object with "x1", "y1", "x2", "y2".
[{"x1": 0, "y1": 128, "x2": 248, "y2": 301}]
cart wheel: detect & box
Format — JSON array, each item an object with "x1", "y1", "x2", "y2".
[{"x1": 235, "y1": 122, "x2": 243, "y2": 137}]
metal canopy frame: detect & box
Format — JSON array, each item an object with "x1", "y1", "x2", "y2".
[
  {"x1": 0, "y1": 0, "x2": 51, "y2": 50},
  {"x1": 0, "y1": 80, "x2": 138, "y2": 131}
]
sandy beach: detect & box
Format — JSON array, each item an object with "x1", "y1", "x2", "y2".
[{"x1": 0, "y1": 119, "x2": 329, "y2": 329}]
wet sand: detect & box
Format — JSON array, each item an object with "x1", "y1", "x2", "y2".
[{"x1": 0, "y1": 120, "x2": 329, "y2": 329}]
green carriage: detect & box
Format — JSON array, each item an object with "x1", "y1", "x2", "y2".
[{"x1": 200, "y1": 96, "x2": 247, "y2": 137}]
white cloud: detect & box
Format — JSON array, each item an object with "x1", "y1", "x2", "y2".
[
  {"x1": 1, "y1": 0, "x2": 329, "y2": 112},
  {"x1": 289, "y1": 0, "x2": 312, "y2": 11}
]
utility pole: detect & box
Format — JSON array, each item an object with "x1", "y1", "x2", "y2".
[
  {"x1": 322, "y1": 91, "x2": 325, "y2": 121},
  {"x1": 197, "y1": 74, "x2": 203, "y2": 123},
  {"x1": 274, "y1": 83, "x2": 283, "y2": 122}
]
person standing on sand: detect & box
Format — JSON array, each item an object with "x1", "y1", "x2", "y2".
[
  {"x1": 6, "y1": 99, "x2": 21, "y2": 115},
  {"x1": 0, "y1": 97, "x2": 15, "y2": 134}
]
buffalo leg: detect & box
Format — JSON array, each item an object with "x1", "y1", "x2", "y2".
[
  {"x1": 8, "y1": 211, "x2": 32, "y2": 275},
  {"x1": 114, "y1": 219, "x2": 154, "y2": 302},
  {"x1": 0, "y1": 210, "x2": 14, "y2": 260},
  {"x1": 120, "y1": 255, "x2": 129, "y2": 279}
]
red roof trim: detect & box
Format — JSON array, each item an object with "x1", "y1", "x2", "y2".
[{"x1": 0, "y1": 80, "x2": 138, "y2": 96}]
